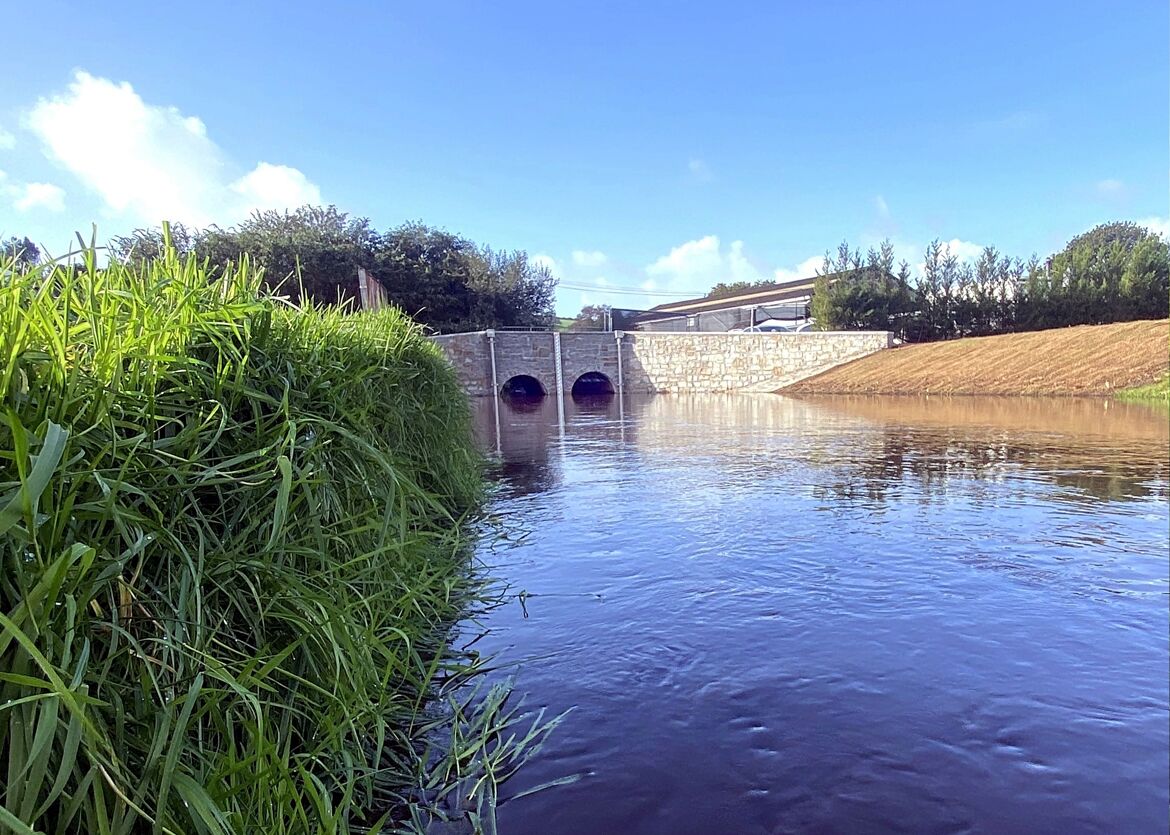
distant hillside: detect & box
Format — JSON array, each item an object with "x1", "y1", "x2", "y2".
[{"x1": 784, "y1": 319, "x2": 1169, "y2": 396}]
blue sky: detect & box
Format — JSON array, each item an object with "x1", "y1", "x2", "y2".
[{"x1": 0, "y1": 0, "x2": 1166, "y2": 315}]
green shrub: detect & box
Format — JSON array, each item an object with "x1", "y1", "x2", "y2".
[{"x1": 0, "y1": 235, "x2": 492, "y2": 833}]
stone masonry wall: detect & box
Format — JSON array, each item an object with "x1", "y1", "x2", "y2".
[
  {"x1": 621, "y1": 331, "x2": 893, "y2": 393},
  {"x1": 431, "y1": 330, "x2": 892, "y2": 396},
  {"x1": 429, "y1": 332, "x2": 495, "y2": 397}
]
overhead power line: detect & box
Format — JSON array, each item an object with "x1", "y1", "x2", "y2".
[{"x1": 557, "y1": 281, "x2": 705, "y2": 298}]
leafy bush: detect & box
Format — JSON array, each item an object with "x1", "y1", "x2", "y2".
[
  {"x1": 812, "y1": 222, "x2": 1169, "y2": 341},
  {"x1": 0, "y1": 235, "x2": 492, "y2": 833},
  {"x1": 109, "y1": 206, "x2": 558, "y2": 333}
]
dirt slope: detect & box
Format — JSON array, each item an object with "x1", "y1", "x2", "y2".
[{"x1": 785, "y1": 319, "x2": 1168, "y2": 396}]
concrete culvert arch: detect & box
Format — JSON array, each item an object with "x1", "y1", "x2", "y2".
[
  {"x1": 501, "y1": 374, "x2": 546, "y2": 399},
  {"x1": 571, "y1": 371, "x2": 615, "y2": 397}
]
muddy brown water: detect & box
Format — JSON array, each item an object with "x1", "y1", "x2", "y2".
[{"x1": 468, "y1": 394, "x2": 1168, "y2": 834}]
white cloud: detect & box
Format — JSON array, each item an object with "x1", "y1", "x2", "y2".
[
  {"x1": 646, "y1": 235, "x2": 730, "y2": 286},
  {"x1": 230, "y1": 162, "x2": 319, "y2": 209},
  {"x1": 874, "y1": 195, "x2": 890, "y2": 218},
  {"x1": 532, "y1": 253, "x2": 559, "y2": 275},
  {"x1": 940, "y1": 238, "x2": 984, "y2": 261},
  {"x1": 1139, "y1": 217, "x2": 1170, "y2": 239},
  {"x1": 571, "y1": 249, "x2": 607, "y2": 268},
  {"x1": 643, "y1": 235, "x2": 821, "y2": 296},
  {"x1": 549, "y1": 234, "x2": 828, "y2": 314},
  {"x1": 0, "y1": 126, "x2": 14, "y2": 150},
  {"x1": 0, "y1": 169, "x2": 66, "y2": 212},
  {"x1": 552, "y1": 232, "x2": 994, "y2": 317},
  {"x1": 901, "y1": 237, "x2": 984, "y2": 276},
  {"x1": 774, "y1": 255, "x2": 825, "y2": 283},
  {"x1": 26, "y1": 71, "x2": 320, "y2": 227},
  {"x1": 687, "y1": 157, "x2": 713, "y2": 182},
  {"x1": 12, "y1": 182, "x2": 66, "y2": 212},
  {"x1": 646, "y1": 236, "x2": 825, "y2": 290}
]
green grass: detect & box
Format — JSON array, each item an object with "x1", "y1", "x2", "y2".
[
  {"x1": 1117, "y1": 373, "x2": 1170, "y2": 403},
  {"x1": 0, "y1": 233, "x2": 561, "y2": 834}
]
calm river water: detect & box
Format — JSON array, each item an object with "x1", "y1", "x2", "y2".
[{"x1": 468, "y1": 394, "x2": 1169, "y2": 835}]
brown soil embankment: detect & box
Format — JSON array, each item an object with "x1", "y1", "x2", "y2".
[{"x1": 784, "y1": 319, "x2": 1169, "y2": 396}]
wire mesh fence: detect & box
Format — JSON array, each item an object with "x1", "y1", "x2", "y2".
[{"x1": 637, "y1": 302, "x2": 811, "y2": 332}]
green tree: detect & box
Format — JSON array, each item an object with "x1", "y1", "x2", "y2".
[
  {"x1": 569, "y1": 303, "x2": 613, "y2": 330},
  {"x1": 1, "y1": 236, "x2": 42, "y2": 267},
  {"x1": 374, "y1": 225, "x2": 555, "y2": 332},
  {"x1": 810, "y1": 240, "x2": 913, "y2": 335},
  {"x1": 109, "y1": 206, "x2": 557, "y2": 332},
  {"x1": 706, "y1": 279, "x2": 775, "y2": 299},
  {"x1": 1021, "y1": 221, "x2": 1168, "y2": 328},
  {"x1": 204, "y1": 205, "x2": 379, "y2": 303},
  {"x1": 110, "y1": 223, "x2": 200, "y2": 264}
]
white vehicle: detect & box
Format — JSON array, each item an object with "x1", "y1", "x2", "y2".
[{"x1": 742, "y1": 323, "x2": 793, "y2": 333}]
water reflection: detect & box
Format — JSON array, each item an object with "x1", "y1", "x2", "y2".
[
  {"x1": 474, "y1": 393, "x2": 1167, "y2": 506},
  {"x1": 468, "y1": 394, "x2": 1169, "y2": 834}
]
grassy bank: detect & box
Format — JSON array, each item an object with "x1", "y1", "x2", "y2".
[
  {"x1": 1117, "y1": 373, "x2": 1170, "y2": 404},
  {"x1": 0, "y1": 240, "x2": 529, "y2": 833},
  {"x1": 785, "y1": 319, "x2": 1169, "y2": 396}
]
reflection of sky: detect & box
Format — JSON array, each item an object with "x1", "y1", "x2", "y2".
[{"x1": 468, "y1": 393, "x2": 1169, "y2": 835}]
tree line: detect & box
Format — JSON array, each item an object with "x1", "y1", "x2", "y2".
[
  {"x1": 809, "y1": 222, "x2": 1168, "y2": 341},
  {"x1": 5, "y1": 205, "x2": 557, "y2": 334}
]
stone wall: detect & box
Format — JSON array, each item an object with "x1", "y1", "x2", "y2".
[
  {"x1": 621, "y1": 331, "x2": 893, "y2": 393},
  {"x1": 430, "y1": 332, "x2": 495, "y2": 396},
  {"x1": 431, "y1": 330, "x2": 892, "y2": 396}
]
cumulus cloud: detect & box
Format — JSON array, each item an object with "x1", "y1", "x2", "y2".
[
  {"x1": 0, "y1": 170, "x2": 66, "y2": 212},
  {"x1": 550, "y1": 235, "x2": 828, "y2": 313},
  {"x1": 646, "y1": 235, "x2": 727, "y2": 285},
  {"x1": 643, "y1": 235, "x2": 823, "y2": 297},
  {"x1": 12, "y1": 182, "x2": 66, "y2": 212},
  {"x1": 0, "y1": 126, "x2": 14, "y2": 150},
  {"x1": 552, "y1": 232, "x2": 994, "y2": 316},
  {"x1": 939, "y1": 238, "x2": 984, "y2": 261},
  {"x1": 1139, "y1": 217, "x2": 1170, "y2": 239},
  {"x1": 648, "y1": 236, "x2": 772, "y2": 284},
  {"x1": 774, "y1": 255, "x2": 826, "y2": 283},
  {"x1": 571, "y1": 249, "x2": 607, "y2": 268},
  {"x1": 26, "y1": 71, "x2": 320, "y2": 227},
  {"x1": 532, "y1": 253, "x2": 560, "y2": 275}
]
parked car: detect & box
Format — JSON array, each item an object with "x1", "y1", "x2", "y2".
[{"x1": 742, "y1": 323, "x2": 793, "y2": 333}]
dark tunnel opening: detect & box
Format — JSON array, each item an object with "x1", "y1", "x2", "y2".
[
  {"x1": 501, "y1": 374, "x2": 546, "y2": 399},
  {"x1": 571, "y1": 372, "x2": 616, "y2": 398}
]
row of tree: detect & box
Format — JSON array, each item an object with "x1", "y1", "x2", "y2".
[
  {"x1": 10, "y1": 216, "x2": 1164, "y2": 339},
  {"x1": 6, "y1": 205, "x2": 558, "y2": 334},
  {"x1": 809, "y1": 222, "x2": 1168, "y2": 341}
]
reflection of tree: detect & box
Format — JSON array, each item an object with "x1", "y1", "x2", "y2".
[
  {"x1": 492, "y1": 458, "x2": 559, "y2": 499},
  {"x1": 472, "y1": 391, "x2": 1167, "y2": 507},
  {"x1": 810, "y1": 426, "x2": 1167, "y2": 508}
]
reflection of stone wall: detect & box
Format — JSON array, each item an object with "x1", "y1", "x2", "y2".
[{"x1": 432, "y1": 330, "x2": 892, "y2": 396}]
